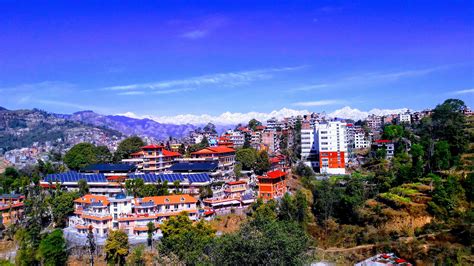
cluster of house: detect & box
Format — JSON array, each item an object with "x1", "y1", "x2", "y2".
[{"x1": 35, "y1": 140, "x2": 290, "y2": 238}]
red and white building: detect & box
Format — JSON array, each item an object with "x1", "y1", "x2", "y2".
[
  {"x1": 69, "y1": 194, "x2": 198, "y2": 237},
  {"x1": 302, "y1": 121, "x2": 348, "y2": 175},
  {"x1": 122, "y1": 144, "x2": 182, "y2": 172}
]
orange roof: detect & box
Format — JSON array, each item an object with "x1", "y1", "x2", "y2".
[
  {"x1": 162, "y1": 149, "x2": 181, "y2": 157},
  {"x1": 74, "y1": 194, "x2": 110, "y2": 206},
  {"x1": 138, "y1": 194, "x2": 197, "y2": 206},
  {"x1": 191, "y1": 146, "x2": 236, "y2": 155},
  {"x1": 255, "y1": 125, "x2": 266, "y2": 130},
  {"x1": 258, "y1": 170, "x2": 286, "y2": 180},
  {"x1": 81, "y1": 214, "x2": 112, "y2": 221},
  {"x1": 142, "y1": 144, "x2": 164, "y2": 149},
  {"x1": 228, "y1": 180, "x2": 246, "y2": 186}
]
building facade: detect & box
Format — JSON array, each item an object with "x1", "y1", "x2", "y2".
[
  {"x1": 70, "y1": 194, "x2": 198, "y2": 237},
  {"x1": 257, "y1": 170, "x2": 287, "y2": 200}
]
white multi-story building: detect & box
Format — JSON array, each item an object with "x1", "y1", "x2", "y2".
[
  {"x1": 226, "y1": 130, "x2": 245, "y2": 148},
  {"x1": 302, "y1": 121, "x2": 348, "y2": 175},
  {"x1": 70, "y1": 194, "x2": 198, "y2": 238},
  {"x1": 354, "y1": 130, "x2": 371, "y2": 149},
  {"x1": 398, "y1": 113, "x2": 411, "y2": 124}
]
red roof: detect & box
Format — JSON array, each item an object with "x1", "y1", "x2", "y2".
[
  {"x1": 259, "y1": 170, "x2": 286, "y2": 179},
  {"x1": 142, "y1": 144, "x2": 164, "y2": 149},
  {"x1": 255, "y1": 125, "x2": 266, "y2": 130},
  {"x1": 192, "y1": 146, "x2": 236, "y2": 155},
  {"x1": 375, "y1": 139, "x2": 391, "y2": 143},
  {"x1": 269, "y1": 157, "x2": 281, "y2": 164},
  {"x1": 162, "y1": 149, "x2": 181, "y2": 157}
]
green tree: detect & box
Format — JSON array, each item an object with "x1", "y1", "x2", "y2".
[
  {"x1": 410, "y1": 143, "x2": 425, "y2": 179},
  {"x1": 125, "y1": 178, "x2": 145, "y2": 197},
  {"x1": 113, "y1": 136, "x2": 144, "y2": 162},
  {"x1": 433, "y1": 141, "x2": 452, "y2": 170},
  {"x1": 64, "y1": 143, "x2": 98, "y2": 170},
  {"x1": 38, "y1": 229, "x2": 68, "y2": 266},
  {"x1": 382, "y1": 125, "x2": 404, "y2": 140},
  {"x1": 248, "y1": 119, "x2": 262, "y2": 131},
  {"x1": 294, "y1": 161, "x2": 314, "y2": 177},
  {"x1": 292, "y1": 118, "x2": 302, "y2": 161},
  {"x1": 105, "y1": 230, "x2": 129, "y2": 266},
  {"x1": 203, "y1": 123, "x2": 217, "y2": 134},
  {"x1": 86, "y1": 226, "x2": 96, "y2": 266},
  {"x1": 234, "y1": 162, "x2": 243, "y2": 178},
  {"x1": 255, "y1": 150, "x2": 271, "y2": 175},
  {"x1": 208, "y1": 206, "x2": 309, "y2": 265},
  {"x1": 127, "y1": 245, "x2": 145, "y2": 266},
  {"x1": 375, "y1": 147, "x2": 387, "y2": 159},
  {"x1": 95, "y1": 145, "x2": 112, "y2": 163},
  {"x1": 200, "y1": 136, "x2": 209, "y2": 147},
  {"x1": 159, "y1": 212, "x2": 215, "y2": 265},
  {"x1": 178, "y1": 144, "x2": 186, "y2": 155},
  {"x1": 235, "y1": 148, "x2": 257, "y2": 170},
  {"x1": 78, "y1": 179, "x2": 89, "y2": 196},
  {"x1": 147, "y1": 222, "x2": 155, "y2": 248},
  {"x1": 432, "y1": 99, "x2": 468, "y2": 158},
  {"x1": 157, "y1": 180, "x2": 170, "y2": 196},
  {"x1": 50, "y1": 191, "x2": 80, "y2": 228}
]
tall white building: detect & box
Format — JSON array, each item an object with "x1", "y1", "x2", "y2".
[{"x1": 302, "y1": 121, "x2": 348, "y2": 175}]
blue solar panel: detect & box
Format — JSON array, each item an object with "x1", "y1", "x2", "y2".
[
  {"x1": 43, "y1": 172, "x2": 106, "y2": 183},
  {"x1": 187, "y1": 173, "x2": 210, "y2": 183}
]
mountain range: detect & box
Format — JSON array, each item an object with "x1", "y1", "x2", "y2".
[{"x1": 57, "y1": 110, "x2": 200, "y2": 140}]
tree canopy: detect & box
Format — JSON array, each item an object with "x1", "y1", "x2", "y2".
[{"x1": 113, "y1": 136, "x2": 145, "y2": 162}]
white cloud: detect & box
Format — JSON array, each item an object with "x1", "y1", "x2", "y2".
[
  {"x1": 180, "y1": 30, "x2": 208, "y2": 39},
  {"x1": 117, "y1": 91, "x2": 145, "y2": 96},
  {"x1": 453, "y1": 88, "x2": 474, "y2": 94},
  {"x1": 179, "y1": 15, "x2": 228, "y2": 40},
  {"x1": 289, "y1": 65, "x2": 453, "y2": 92},
  {"x1": 293, "y1": 100, "x2": 344, "y2": 107},
  {"x1": 329, "y1": 106, "x2": 409, "y2": 121},
  {"x1": 104, "y1": 66, "x2": 305, "y2": 94}
]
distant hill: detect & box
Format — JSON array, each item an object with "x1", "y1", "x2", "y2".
[
  {"x1": 0, "y1": 108, "x2": 123, "y2": 152},
  {"x1": 59, "y1": 110, "x2": 198, "y2": 140}
]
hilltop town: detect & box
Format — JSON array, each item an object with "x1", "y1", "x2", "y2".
[{"x1": 0, "y1": 99, "x2": 472, "y2": 265}]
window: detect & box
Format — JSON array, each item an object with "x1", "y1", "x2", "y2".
[{"x1": 113, "y1": 202, "x2": 117, "y2": 207}]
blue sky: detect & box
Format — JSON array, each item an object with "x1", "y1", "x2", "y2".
[{"x1": 0, "y1": 1, "x2": 472, "y2": 124}]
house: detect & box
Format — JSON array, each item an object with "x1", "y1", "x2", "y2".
[
  {"x1": 257, "y1": 170, "x2": 287, "y2": 200},
  {"x1": 0, "y1": 194, "x2": 25, "y2": 226},
  {"x1": 69, "y1": 193, "x2": 198, "y2": 238},
  {"x1": 121, "y1": 144, "x2": 182, "y2": 173},
  {"x1": 191, "y1": 146, "x2": 236, "y2": 175},
  {"x1": 373, "y1": 140, "x2": 395, "y2": 159},
  {"x1": 202, "y1": 180, "x2": 255, "y2": 211}
]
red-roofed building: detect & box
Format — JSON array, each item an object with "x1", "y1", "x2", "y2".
[
  {"x1": 373, "y1": 139, "x2": 395, "y2": 159},
  {"x1": 192, "y1": 146, "x2": 236, "y2": 173},
  {"x1": 122, "y1": 144, "x2": 182, "y2": 173},
  {"x1": 257, "y1": 170, "x2": 287, "y2": 200}
]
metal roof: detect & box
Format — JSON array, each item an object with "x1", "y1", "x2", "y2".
[{"x1": 169, "y1": 161, "x2": 218, "y2": 172}]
